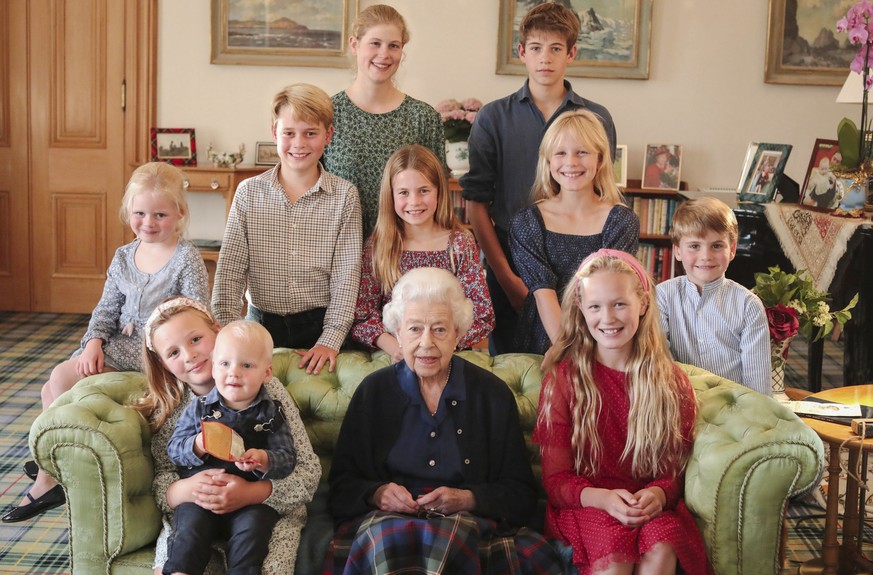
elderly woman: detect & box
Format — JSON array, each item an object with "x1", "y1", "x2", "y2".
[{"x1": 326, "y1": 267, "x2": 561, "y2": 574}]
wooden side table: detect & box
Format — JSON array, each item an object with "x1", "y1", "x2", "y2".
[{"x1": 800, "y1": 385, "x2": 873, "y2": 574}]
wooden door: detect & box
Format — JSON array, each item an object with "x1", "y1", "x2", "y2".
[{"x1": 0, "y1": 1, "x2": 31, "y2": 310}]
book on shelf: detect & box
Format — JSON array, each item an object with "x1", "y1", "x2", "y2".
[{"x1": 625, "y1": 195, "x2": 680, "y2": 236}]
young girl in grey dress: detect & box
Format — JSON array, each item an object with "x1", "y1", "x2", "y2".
[
  {"x1": 2, "y1": 162, "x2": 209, "y2": 524},
  {"x1": 509, "y1": 110, "x2": 639, "y2": 357}
]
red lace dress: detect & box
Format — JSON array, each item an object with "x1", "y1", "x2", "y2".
[{"x1": 534, "y1": 360, "x2": 709, "y2": 575}]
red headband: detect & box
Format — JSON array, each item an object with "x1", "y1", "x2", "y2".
[{"x1": 577, "y1": 248, "x2": 650, "y2": 296}]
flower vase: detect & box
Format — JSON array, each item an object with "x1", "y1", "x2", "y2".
[
  {"x1": 445, "y1": 141, "x2": 470, "y2": 177},
  {"x1": 770, "y1": 337, "x2": 793, "y2": 394}
]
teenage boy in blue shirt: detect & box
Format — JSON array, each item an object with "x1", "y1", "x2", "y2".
[{"x1": 461, "y1": 2, "x2": 617, "y2": 354}]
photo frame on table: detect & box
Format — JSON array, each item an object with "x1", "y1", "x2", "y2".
[
  {"x1": 613, "y1": 145, "x2": 628, "y2": 187},
  {"x1": 764, "y1": 0, "x2": 852, "y2": 86},
  {"x1": 800, "y1": 139, "x2": 842, "y2": 211},
  {"x1": 211, "y1": 0, "x2": 359, "y2": 68},
  {"x1": 641, "y1": 144, "x2": 682, "y2": 191},
  {"x1": 255, "y1": 141, "x2": 279, "y2": 166},
  {"x1": 496, "y1": 0, "x2": 652, "y2": 80},
  {"x1": 737, "y1": 143, "x2": 793, "y2": 203},
  {"x1": 151, "y1": 128, "x2": 196, "y2": 166}
]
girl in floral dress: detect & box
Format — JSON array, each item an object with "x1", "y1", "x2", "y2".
[
  {"x1": 134, "y1": 297, "x2": 321, "y2": 574},
  {"x1": 351, "y1": 144, "x2": 493, "y2": 360},
  {"x1": 535, "y1": 249, "x2": 708, "y2": 575}
]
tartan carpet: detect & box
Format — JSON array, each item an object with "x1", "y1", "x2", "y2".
[
  {"x1": 0, "y1": 312, "x2": 87, "y2": 574},
  {"x1": 0, "y1": 313, "x2": 852, "y2": 573}
]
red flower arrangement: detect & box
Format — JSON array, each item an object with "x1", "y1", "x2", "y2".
[{"x1": 765, "y1": 304, "x2": 800, "y2": 342}]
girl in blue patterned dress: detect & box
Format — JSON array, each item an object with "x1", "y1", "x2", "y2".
[
  {"x1": 509, "y1": 110, "x2": 639, "y2": 356},
  {"x1": 2, "y1": 162, "x2": 209, "y2": 524},
  {"x1": 351, "y1": 145, "x2": 493, "y2": 360}
]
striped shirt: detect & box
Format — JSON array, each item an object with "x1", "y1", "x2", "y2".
[
  {"x1": 656, "y1": 275, "x2": 772, "y2": 395},
  {"x1": 212, "y1": 164, "x2": 362, "y2": 351}
]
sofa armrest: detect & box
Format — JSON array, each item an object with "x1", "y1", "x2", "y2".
[
  {"x1": 681, "y1": 364, "x2": 824, "y2": 575},
  {"x1": 30, "y1": 371, "x2": 160, "y2": 575}
]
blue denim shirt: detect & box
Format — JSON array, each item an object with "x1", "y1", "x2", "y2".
[
  {"x1": 167, "y1": 378, "x2": 297, "y2": 480},
  {"x1": 460, "y1": 80, "x2": 617, "y2": 234}
]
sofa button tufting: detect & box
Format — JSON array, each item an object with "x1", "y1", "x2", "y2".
[{"x1": 429, "y1": 460, "x2": 435, "y2": 467}]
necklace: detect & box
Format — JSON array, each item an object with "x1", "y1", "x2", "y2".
[{"x1": 426, "y1": 362, "x2": 452, "y2": 417}]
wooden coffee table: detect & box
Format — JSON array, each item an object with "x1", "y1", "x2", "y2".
[{"x1": 799, "y1": 385, "x2": 873, "y2": 575}]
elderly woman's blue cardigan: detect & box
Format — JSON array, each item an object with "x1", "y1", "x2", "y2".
[{"x1": 328, "y1": 355, "x2": 538, "y2": 528}]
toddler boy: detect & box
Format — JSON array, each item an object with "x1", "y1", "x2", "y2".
[
  {"x1": 213, "y1": 83, "x2": 362, "y2": 374},
  {"x1": 460, "y1": 2, "x2": 616, "y2": 354},
  {"x1": 164, "y1": 320, "x2": 294, "y2": 574},
  {"x1": 656, "y1": 197, "x2": 772, "y2": 395}
]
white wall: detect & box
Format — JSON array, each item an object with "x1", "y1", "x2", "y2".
[{"x1": 159, "y1": 1, "x2": 852, "y2": 238}]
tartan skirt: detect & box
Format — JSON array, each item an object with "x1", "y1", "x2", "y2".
[{"x1": 323, "y1": 511, "x2": 562, "y2": 575}]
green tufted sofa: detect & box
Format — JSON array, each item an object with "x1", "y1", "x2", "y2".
[{"x1": 30, "y1": 350, "x2": 823, "y2": 575}]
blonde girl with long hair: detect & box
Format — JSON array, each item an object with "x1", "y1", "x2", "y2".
[
  {"x1": 534, "y1": 250, "x2": 708, "y2": 575},
  {"x1": 134, "y1": 297, "x2": 320, "y2": 574},
  {"x1": 351, "y1": 145, "x2": 493, "y2": 360},
  {"x1": 322, "y1": 4, "x2": 446, "y2": 238},
  {"x1": 3, "y1": 162, "x2": 209, "y2": 524},
  {"x1": 509, "y1": 109, "x2": 639, "y2": 356}
]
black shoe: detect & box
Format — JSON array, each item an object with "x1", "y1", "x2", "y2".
[
  {"x1": 1, "y1": 485, "x2": 66, "y2": 523},
  {"x1": 23, "y1": 460, "x2": 38, "y2": 481}
]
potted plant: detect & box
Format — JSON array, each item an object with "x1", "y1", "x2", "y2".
[
  {"x1": 834, "y1": 2, "x2": 873, "y2": 214},
  {"x1": 753, "y1": 266, "x2": 858, "y2": 392},
  {"x1": 436, "y1": 98, "x2": 482, "y2": 176}
]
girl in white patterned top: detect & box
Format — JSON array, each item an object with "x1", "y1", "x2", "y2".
[
  {"x1": 135, "y1": 297, "x2": 320, "y2": 574},
  {"x1": 3, "y1": 163, "x2": 209, "y2": 524}
]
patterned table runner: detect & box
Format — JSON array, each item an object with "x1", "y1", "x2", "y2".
[{"x1": 763, "y1": 203, "x2": 870, "y2": 291}]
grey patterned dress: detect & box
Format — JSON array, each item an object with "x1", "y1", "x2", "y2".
[
  {"x1": 72, "y1": 238, "x2": 209, "y2": 371},
  {"x1": 509, "y1": 204, "x2": 640, "y2": 354},
  {"x1": 323, "y1": 91, "x2": 447, "y2": 238},
  {"x1": 151, "y1": 379, "x2": 322, "y2": 573}
]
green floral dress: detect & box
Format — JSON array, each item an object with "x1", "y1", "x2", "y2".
[{"x1": 323, "y1": 91, "x2": 447, "y2": 238}]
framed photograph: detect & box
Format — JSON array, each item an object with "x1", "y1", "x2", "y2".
[
  {"x1": 738, "y1": 143, "x2": 793, "y2": 203},
  {"x1": 613, "y1": 145, "x2": 628, "y2": 188},
  {"x1": 496, "y1": 0, "x2": 652, "y2": 80},
  {"x1": 765, "y1": 0, "x2": 853, "y2": 86},
  {"x1": 641, "y1": 144, "x2": 682, "y2": 191},
  {"x1": 255, "y1": 141, "x2": 279, "y2": 166},
  {"x1": 800, "y1": 139, "x2": 842, "y2": 211},
  {"x1": 211, "y1": 0, "x2": 359, "y2": 68},
  {"x1": 151, "y1": 128, "x2": 197, "y2": 166}
]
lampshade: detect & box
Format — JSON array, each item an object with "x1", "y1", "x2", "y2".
[{"x1": 836, "y1": 71, "x2": 866, "y2": 104}]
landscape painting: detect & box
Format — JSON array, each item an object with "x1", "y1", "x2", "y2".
[
  {"x1": 765, "y1": 0, "x2": 854, "y2": 85},
  {"x1": 497, "y1": 0, "x2": 652, "y2": 79},
  {"x1": 211, "y1": 0, "x2": 359, "y2": 67}
]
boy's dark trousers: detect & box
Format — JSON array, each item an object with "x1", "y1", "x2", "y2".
[
  {"x1": 248, "y1": 306, "x2": 326, "y2": 349},
  {"x1": 163, "y1": 502, "x2": 279, "y2": 575},
  {"x1": 486, "y1": 229, "x2": 523, "y2": 355}
]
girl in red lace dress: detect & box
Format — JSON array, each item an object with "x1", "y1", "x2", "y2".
[
  {"x1": 534, "y1": 249, "x2": 708, "y2": 575},
  {"x1": 351, "y1": 144, "x2": 494, "y2": 360}
]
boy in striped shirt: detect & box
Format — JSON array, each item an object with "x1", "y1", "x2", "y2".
[{"x1": 656, "y1": 197, "x2": 772, "y2": 395}]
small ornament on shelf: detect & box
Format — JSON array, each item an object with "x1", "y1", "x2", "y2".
[
  {"x1": 207, "y1": 143, "x2": 246, "y2": 168},
  {"x1": 437, "y1": 97, "x2": 482, "y2": 177}
]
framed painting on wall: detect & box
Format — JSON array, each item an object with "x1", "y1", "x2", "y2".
[
  {"x1": 151, "y1": 128, "x2": 197, "y2": 166},
  {"x1": 764, "y1": 0, "x2": 853, "y2": 86},
  {"x1": 496, "y1": 0, "x2": 652, "y2": 80},
  {"x1": 737, "y1": 143, "x2": 793, "y2": 203},
  {"x1": 800, "y1": 139, "x2": 842, "y2": 211},
  {"x1": 211, "y1": 0, "x2": 359, "y2": 67}
]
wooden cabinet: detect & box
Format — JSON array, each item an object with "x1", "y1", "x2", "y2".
[{"x1": 180, "y1": 165, "x2": 269, "y2": 287}]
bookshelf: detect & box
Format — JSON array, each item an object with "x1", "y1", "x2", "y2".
[{"x1": 621, "y1": 179, "x2": 685, "y2": 283}]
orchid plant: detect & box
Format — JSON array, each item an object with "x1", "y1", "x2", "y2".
[
  {"x1": 436, "y1": 98, "x2": 483, "y2": 143},
  {"x1": 836, "y1": 1, "x2": 873, "y2": 170}
]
